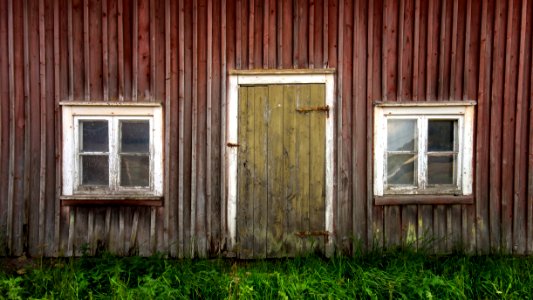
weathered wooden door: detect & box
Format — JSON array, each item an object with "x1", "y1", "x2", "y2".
[{"x1": 237, "y1": 84, "x2": 326, "y2": 258}]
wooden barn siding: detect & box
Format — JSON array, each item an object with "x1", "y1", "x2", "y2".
[{"x1": 0, "y1": 0, "x2": 533, "y2": 257}]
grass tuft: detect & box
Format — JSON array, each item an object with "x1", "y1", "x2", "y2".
[{"x1": 2, "y1": 250, "x2": 533, "y2": 299}]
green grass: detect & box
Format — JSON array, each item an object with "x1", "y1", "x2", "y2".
[{"x1": 2, "y1": 249, "x2": 533, "y2": 299}]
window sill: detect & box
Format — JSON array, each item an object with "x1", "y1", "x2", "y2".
[
  {"x1": 374, "y1": 195, "x2": 473, "y2": 206},
  {"x1": 60, "y1": 195, "x2": 163, "y2": 207}
]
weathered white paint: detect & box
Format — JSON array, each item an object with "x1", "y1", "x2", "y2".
[
  {"x1": 373, "y1": 103, "x2": 475, "y2": 196},
  {"x1": 226, "y1": 71, "x2": 335, "y2": 254},
  {"x1": 62, "y1": 104, "x2": 163, "y2": 197}
]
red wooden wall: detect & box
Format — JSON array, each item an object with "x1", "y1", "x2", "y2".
[{"x1": 0, "y1": 0, "x2": 532, "y2": 257}]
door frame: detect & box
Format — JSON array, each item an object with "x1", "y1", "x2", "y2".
[{"x1": 225, "y1": 69, "x2": 336, "y2": 256}]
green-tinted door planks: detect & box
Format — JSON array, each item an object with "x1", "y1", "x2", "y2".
[{"x1": 237, "y1": 84, "x2": 326, "y2": 258}]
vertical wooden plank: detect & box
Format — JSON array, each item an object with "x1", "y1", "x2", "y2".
[
  {"x1": 210, "y1": 0, "x2": 222, "y2": 255},
  {"x1": 489, "y1": 0, "x2": 506, "y2": 251},
  {"x1": 353, "y1": 0, "x2": 368, "y2": 249},
  {"x1": 268, "y1": 0, "x2": 276, "y2": 68},
  {"x1": 384, "y1": 205, "x2": 401, "y2": 248},
  {"x1": 281, "y1": 0, "x2": 292, "y2": 68},
  {"x1": 54, "y1": 0, "x2": 63, "y2": 256},
  {"x1": 402, "y1": 206, "x2": 417, "y2": 247},
  {"x1": 12, "y1": 0, "x2": 26, "y2": 256},
  {"x1": 163, "y1": 0, "x2": 171, "y2": 254},
  {"x1": 437, "y1": 0, "x2": 452, "y2": 100},
  {"x1": 414, "y1": 0, "x2": 427, "y2": 100},
  {"x1": 297, "y1": 0, "x2": 308, "y2": 68},
  {"x1": 338, "y1": 0, "x2": 354, "y2": 253},
  {"x1": 0, "y1": 0, "x2": 11, "y2": 255},
  {"x1": 117, "y1": 0, "x2": 124, "y2": 100},
  {"x1": 195, "y1": 0, "x2": 207, "y2": 257},
  {"x1": 83, "y1": 0, "x2": 90, "y2": 99},
  {"x1": 150, "y1": 207, "x2": 156, "y2": 253},
  {"x1": 71, "y1": 0, "x2": 84, "y2": 99},
  {"x1": 67, "y1": 0, "x2": 73, "y2": 99},
  {"x1": 501, "y1": 0, "x2": 520, "y2": 253},
  {"x1": 237, "y1": 87, "x2": 253, "y2": 258},
  {"x1": 42, "y1": 0, "x2": 55, "y2": 256},
  {"x1": 312, "y1": 0, "x2": 323, "y2": 67},
  {"x1": 177, "y1": 0, "x2": 185, "y2": 258},
  {"x1": 434, "y1": 206, "x2": 447, "y2": 252},
  {"x1": 449, "y1": 0, "x2": 467, "y2": 99},
  {"x1": 262, "y1": 0, "x2": 269, "y2": 68},
  {"x1": 247, "y1": 0, "x2": 254, "y2": 68},
  {"x1": 235, "y1": 0, "x2": 242, "y2": 68},
  {"x1": 6, "y1": 0, "x2": 14, "y2": 254},
  {"x1": 412, "y1": 0, "x2": 420, "y2": 100},
  {"x1": 516, "y1": 0, "x2": 532, "y2": 255},
  {"x1": 309, "y1": 84, "x2": 326, "y2": 253},
  {"x1": 102, "y1": 0, "x2": 108, "y2": 100},
  {"x1": 418, "y1": 205, "x2": 433, "y2": 251},
  {"x1": 106, "y1": 0, "x2": 117, "y2": 99},
  {"x1": 206, "y1": 0, "x2": 213, "y2": 255},
  {"x1": 448, "y1": 205, "x2": 462, "y2": 251},
  {"x1": 284, "y1": 85, "x2": 302, "y2": 254},
  {"x1": 253, "y1": 86, "x2": 268, "y2": 258},
  {"x1": 293, "y1": 0, "x2": 299, "y2": 67},
  {"x1": 190, "y1": 0, "x2": 198, "y2": 257},
  {"x1": 382, "y1": 0, "x2": 398, "y2": 101},
  {"x1": 148, "y1": 0, "x2": 155, "y2": 101},
  {"x1": 474, "y1": 0, "x2": 491, "y2": 253},
  {"x1": 322, "y1": 0, "x2": 328, "y2": 67},
  {"x1": 137, "y1": 0, "x2": 150, "y2": 100},
  {"x1": 182, "y1": 0, "x2": 193, "y2": 257},
  {"x1": 514, "y1": 0, "x2": 532, "y2": 254},
  {"x1": 528, "y1": 4, "x2": 533, "y2": 253},
  {"x1": 425, "y1": 0, "x2": 439, "y2": 100},
  {"x1": 308, "y1": 0, "x2": 314, "y2": 68},
  {"x1": 22, "y1": 0, "x2": 31, "y2": 256},
  {"x1": 253, "y1": 0, "x2": 263, "y2": 68},
  {"x1": 267, "y1": 84, "x2": 285, "y2": 257},
  {"x1": 25, "y1": 0, "x2": 39, "y2": 257},
  {"x1": 74, "y1": 207, "x2": 88, "y2": 256},
  {"x1": 397, "y1": 0, "x2": 414, "y2": 100}
]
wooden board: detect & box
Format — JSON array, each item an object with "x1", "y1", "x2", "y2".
[{"x1": 237, "y1": 84, "x2": 326, "y2": 258}]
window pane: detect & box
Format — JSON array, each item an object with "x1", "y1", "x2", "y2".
[
  {"x1": 427, "y1": 155, "x2": 455, "y2": 185},
  {"x1": 81, "y1": 155, "x2": 109, "y2": 185},
  {"x1": 387, "y1": 154, "x2": 416, "y2": 185},
  {"x1": 121, "y1": 121, "x2": 150, "y2": 153},
  {"x1": 120, "y1": 155, "x2": 150, "y2": 187},
  {"x1": 387, "y1": 119, "x2": 416, "y2": 151},
  {"x1": 81, "y1": 120, "x2": 109, "y2": 152},
  {"x1": 428, "y1": 120, "x2": 456, "y2": 152}
]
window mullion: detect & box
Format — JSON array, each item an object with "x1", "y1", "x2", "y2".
[
  {"x1": 418, "y1": 117, "x2": 427, "y2": 190},
  {"x1": 109, "y1": 117, "x2": 119, "y2": 190}
]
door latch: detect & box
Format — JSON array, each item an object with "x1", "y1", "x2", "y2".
[{"x1": 296, "y1": 105, "x2": 329, "y2": 117}]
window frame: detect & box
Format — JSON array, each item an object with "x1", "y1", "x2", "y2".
[
  {"x1": 373, "y1": 102, "x2": 475, "y2": 197},
  {"x1": 61, "y1": 103, "x2": 163, "y2": 198}
]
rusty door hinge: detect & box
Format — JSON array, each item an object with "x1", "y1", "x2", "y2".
[
  {"x1": 227, "y1": 142, "x2": 240, "y2": 147},
  {"x1": 296, "y1": 105, "x2": 329, "y2": 117},
  {"x1": 294, "y1": 230, "x2": 330, "y2": 243}
]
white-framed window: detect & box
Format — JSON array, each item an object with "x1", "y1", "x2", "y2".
[
  {"x1": 61, "y1": 103, "x2": 163, "y2": 197},
  {"x1": 373, "y1": 102, "x2": 475, "y2": 196}
]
